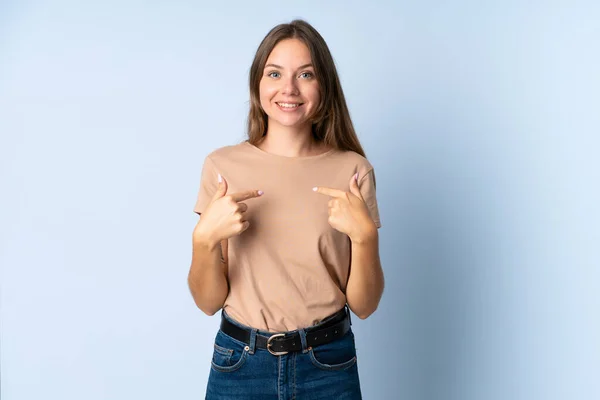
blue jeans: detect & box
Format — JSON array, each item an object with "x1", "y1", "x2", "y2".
[{"x1": 205, "y1": 309, "x2": 363, "y2": 399}]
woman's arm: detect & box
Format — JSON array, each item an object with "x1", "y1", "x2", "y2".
[
  {"x1": 345, "y1": 228, "x2": 384, "y2": 319},
  {"x1": 188, "y1": 179, "x2": 261, "y2": 315},
  {"x1": 187, "y1": 232, "x2": 229, "y2": 316},
  {"x1": 312, "y1": 174, "x2": 384, "y2": 320}
]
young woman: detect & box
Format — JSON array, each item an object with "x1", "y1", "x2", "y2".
[{"x1": 188, "y1": 19, "x2": 384, "y2": 399}]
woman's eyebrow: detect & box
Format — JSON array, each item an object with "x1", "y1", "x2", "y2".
[{"x1": 264, "y1": 63, "x2": 314, "y2": 70}]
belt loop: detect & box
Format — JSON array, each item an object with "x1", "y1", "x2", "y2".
[
  {"x1": 345, "y1": 304, "x2": 352, "y2": 326},
  {"x1": 248, "y1": 329, "x2": 257, "y2": 355},
  {"x1": 298, "y1": 328, "x2": 309, "y2": 353}
]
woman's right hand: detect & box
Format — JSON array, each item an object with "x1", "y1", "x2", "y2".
[{"x1": 193, "y1": 174, "x2": 263, "y2": 247}]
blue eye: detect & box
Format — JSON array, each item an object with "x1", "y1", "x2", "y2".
[
  {"x1": 300, "y1": 72, "x2": 313, "y2": 79},
  {"x1": 268, "y1": 71, "x2": 280, "y2": 78}
]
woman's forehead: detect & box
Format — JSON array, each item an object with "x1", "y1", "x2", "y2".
[{"x1": 266, "y1": 39, "x2": 312, "y2": 67}]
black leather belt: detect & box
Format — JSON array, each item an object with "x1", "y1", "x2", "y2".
[{"x1": 219, "y1": 306, "x2": 352, "y2": 356}]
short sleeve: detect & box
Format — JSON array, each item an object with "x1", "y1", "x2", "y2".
[
  {"x1": 358, "y1": 168, "x2": 382, "y2": 228},
  {"x1": 193, "y1": 155, "x2": 218, "y2": 215}
]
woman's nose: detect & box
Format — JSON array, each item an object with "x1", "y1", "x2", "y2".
[{"x1": 281, "y1": 77, "x2": 299, "y2": 95}]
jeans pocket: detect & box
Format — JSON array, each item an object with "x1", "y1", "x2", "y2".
[
  {"x1": 308, "y1": 329, "x2": 357, "y2": 371},
  {"x1": 210, "y1": 331, "x2": 249, "y2": 373}
]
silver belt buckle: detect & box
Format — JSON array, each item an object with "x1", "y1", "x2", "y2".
[{"x1": 266, "y1": 333, "x2": 288, "y2": 356}]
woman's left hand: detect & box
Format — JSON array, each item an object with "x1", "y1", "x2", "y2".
[{"x1": 313, "y1": 173, "x2": 377, "y2": 243}]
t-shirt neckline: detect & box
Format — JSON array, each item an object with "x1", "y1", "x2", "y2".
[{"x1": 244, "y1": 141, "x2": 336, "y2": 161}]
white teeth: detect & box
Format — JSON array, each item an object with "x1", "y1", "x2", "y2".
[{"x1": 277, "y1": 102, "x2": 299, "y2": 108}]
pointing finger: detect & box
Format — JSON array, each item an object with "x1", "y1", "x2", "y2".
[
  {"x1": 230, "y1": 190, "x2": 264, "y2": 202},
  {"x1": 312, "y1": 186, "x2": 345, "y2": 198}
]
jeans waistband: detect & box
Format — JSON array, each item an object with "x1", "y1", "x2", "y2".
[{"x1": 221, "y1": 305, "x2": 351, "y2": 335}]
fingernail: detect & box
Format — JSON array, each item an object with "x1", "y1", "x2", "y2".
[
  {"x1": 354, "y1": 173, "x2": 359, "y2": 181},
  {"x1": 218, "y1": 173, "x2": 222, "y2": 183},
  {"x1": 258, "y1": 190, "x2": 264, "y2": 195},
  {"x1": 312, "y1": 187, "x2": 317, "y2": 191}
]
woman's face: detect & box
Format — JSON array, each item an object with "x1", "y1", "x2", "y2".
[{"x1": 259, "y1": 38, "x2": 320, "y2": 132}]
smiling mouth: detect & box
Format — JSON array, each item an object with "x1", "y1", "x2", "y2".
[{"x1": 276, "y1": 102, "x2": 303, "y2": 109}]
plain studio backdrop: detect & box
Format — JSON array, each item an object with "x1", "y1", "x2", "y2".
[{"x1": 1, "y1": 1, "x2": 599, "y2": 399}]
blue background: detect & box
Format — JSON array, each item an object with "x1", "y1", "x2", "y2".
[{"x1": 1, "y1": 1, "x2": 599, "y2": 399}]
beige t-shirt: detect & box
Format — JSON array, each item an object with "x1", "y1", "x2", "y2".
[{"x1": 193, "y1": 141, "x2": 381, "y2": 332}]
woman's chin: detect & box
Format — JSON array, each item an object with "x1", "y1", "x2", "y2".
[{"x1": 269, "y1": 117, "x2": 312, "y2": 130}]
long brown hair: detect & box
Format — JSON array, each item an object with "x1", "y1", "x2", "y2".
[{"x1": 246, "y1": 19, "x2": 366, "y2": 158}]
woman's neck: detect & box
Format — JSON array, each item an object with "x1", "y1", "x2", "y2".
[{"x1": 258, "y1": 124, "x2": 328, "y2": 157}]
